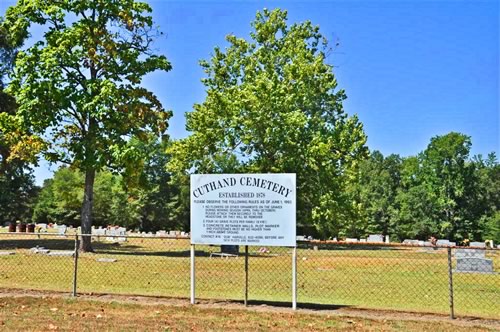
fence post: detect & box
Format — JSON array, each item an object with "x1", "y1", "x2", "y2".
[
  {"x1": 244, "y1": 245, "x2": 249, "y2": 306},
  {"x1": 292, "y1": 246, "x2": 297, "y2": 310},
  {"x1": 190, "y1": 244, "x2": 195, "y2": 304},
  {"x1": 447, "y1": 247, "x2": 455, "y2": 319},
  {"x1": 72, "y1": 233, "x2": 79, "y2": 297}
]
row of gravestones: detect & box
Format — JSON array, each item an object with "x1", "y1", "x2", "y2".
[
  {"x1": 91, "y1": 226, "x2": 126, "y2": 242},
  {"x1": 402, "y1": 239, "x2": 459, "y2": 246},
  {"x1": 343, "y1": 234, "x2": 389, "y2": 243},
  {"x1": 91, "y1": 227, "x2": 190, "y2": 240}
]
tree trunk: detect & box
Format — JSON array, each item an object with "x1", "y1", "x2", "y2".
[{"x1": 80, "y1": 168, "x2": 96, "y2": 252}]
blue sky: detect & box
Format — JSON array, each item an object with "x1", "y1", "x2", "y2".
[{"x1": 1, "y1": 0, "x2": 498, "y2": 184}]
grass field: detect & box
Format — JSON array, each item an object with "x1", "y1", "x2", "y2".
[
  {"x1": 0, "y1": 233, "x2": 499, "y2": 320},
  {"x1": 0, "y1": 296, "x2": 496, "y2": 331}
]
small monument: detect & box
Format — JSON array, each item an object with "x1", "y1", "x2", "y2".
[{"x1": 455, "y1": 248, "x2": 494, "y2": 274}]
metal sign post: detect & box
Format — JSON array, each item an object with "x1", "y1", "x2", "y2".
[
  {"x1": 292, "y1": 246, "x2": 297, "y2": 310},
  {"x1": 190, "y1": 244, "x2": 195, "y2": 304},
  {"x1": 244, "y1": 245, "x2": 249, "y2": 306}
]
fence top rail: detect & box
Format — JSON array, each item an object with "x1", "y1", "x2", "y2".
[
  {"x1": 0, "y1": 232, "x2": 190, "y2": 240},
  {"x1": 303, "y1": 240, "x2": 499, "y2": 251},
  {"x1": 0, "y1": 232, "x2": 497, "y2": 250}
]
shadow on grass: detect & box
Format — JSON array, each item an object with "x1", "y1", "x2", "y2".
[
  {"x1": 0, "y1": 239, "x2": 258, "y2": 258},
  {"x1": 93, "y1": 249, "x2": 208, "y2": 257},
  {"x1": 93, "y1": 250, "x2": 289, "y2": 258},
  {"x1": 232, "y1": 299, "x2": 352, "y2": 310}
]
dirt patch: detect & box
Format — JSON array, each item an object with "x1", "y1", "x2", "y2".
[{"x1": 0, "y1": 288, "x2": 498, "y2": 330}]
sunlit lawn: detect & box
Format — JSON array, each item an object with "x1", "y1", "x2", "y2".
[{"x1": 0, "y1": 234, "x2": 498, "y2": 319}]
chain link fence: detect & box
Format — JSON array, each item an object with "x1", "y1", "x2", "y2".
[{"x1": 0, "y1": 232, "x2": 498, "y2": 320}]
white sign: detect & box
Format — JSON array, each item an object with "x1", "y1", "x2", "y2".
[{"x1": 191, "y1": 174, "x2": 296, "y2": 247}]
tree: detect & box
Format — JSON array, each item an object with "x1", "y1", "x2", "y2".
[
  {"x1": 0, "y1": 165, "x2": 38, "y2": 224},
  {"x1": 475, "y1": 153, "x2": 500, "y2": 242},
  {"x1": 3, "y1": 1, "x2": 171, "y2": 251},
  {"x1": 390, "y1": 156, "x2": 439, "y2": 240},
  {"x1": 0, "y1": 16, "x2": 40, "y2": 225},
  {"x1": 357, "y1": 151, "x2": 401, "y2": 237},
  {"x1": 168, "y1": 9, "x2": 368, "y2": 237},
  {"x1": 33, "y1": 167, "x2": 137, "y2": 227},
  {"x1": 420, "y1": 132, "x2": 477, "y2": 241},
  {"x1": 32, "y1": 167, "x2": 82, "y2": 225},
  {"x1": 124, "y1": 135, "x2": 188, "y2": 232}
]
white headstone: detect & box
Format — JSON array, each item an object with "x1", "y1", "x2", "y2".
[
  {"x1": 367, "y1": 234, "x2": 384, "y2": 243},
  {"x1": 57, "y1": 224, "x2": 67, "y2": 236}
]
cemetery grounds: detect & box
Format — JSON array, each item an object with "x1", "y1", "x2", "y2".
[{"x1": 0, "y1": 230, "x2": 499, "y2": 330}]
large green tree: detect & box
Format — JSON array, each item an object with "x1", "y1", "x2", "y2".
[
  {"x1": 0, "y1": 16, "x2": 39, "y2": 225},
  {"x1": 3, "y1": 0, "x2": 171, "y2": 251},
  {"x1": 168, "y1": 9, "x2": 368, "y2": 237},
  {"x1": 420, "y1": 132, "x2": 478, "y2": 240}
]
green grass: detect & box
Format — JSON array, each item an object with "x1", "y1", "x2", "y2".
[{"x1": 0, "y1": 234, "x2": 499, "y2": 319}]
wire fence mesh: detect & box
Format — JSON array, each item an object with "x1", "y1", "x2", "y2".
[{"x1": 0, "y1": 232, "x2": 498, "y2": 320}]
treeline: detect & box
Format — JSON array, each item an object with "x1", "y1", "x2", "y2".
[
  {"x1": 0, "y1": 137, "x2": 189, "y2": 232},
  {"x1": 351, "y1": 133, "x2": 499, "y2": 243},
  {"x1": 1, "y1": 132, "x2": 498, "y2": 243}
]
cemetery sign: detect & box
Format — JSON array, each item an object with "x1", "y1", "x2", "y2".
[{"x1": 191, "y1": 174, "x2": 296, "y2": 246}]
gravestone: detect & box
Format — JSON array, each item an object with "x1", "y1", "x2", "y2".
[
  {"x1": 416, "y1": 241, "x2": 438, "y2": 253},
  {"x1": 455, "y1": 248, "x2": 485, "y2": 259},
  {"x1": 455, "y1": 248, "x2": 493, "y2": 273},
  {"x1": 116, "y1": 227, "x2": 127, "y2": 242},
  {"x1": 221, "y1": 245, "x2": 239, "y2": 255},
  {"x1": 105, "y1": 227, "x2": 127, "y2": 242},
  {"x1": 469, "y1": 241, "x2": 486, "y2": 248},
  {"x1": 367, "y1": 234, "x2": 384, "y2": 243},
  {"x1": 436, "y1": 239, "x2": 456, "y2": 247},
  {"x1": 456, "y1": 257, "x2": 494, "y2": 273},
  {"x1": 57, "y1": 224, "x2": 67, "y2": 236},
  {"x1": 30, "y1": 247, "x2": 50, "y2": 254},
  {"x1": 345, "y1": 238, "x2": 358, "y2": 243},
  {"x1": 403, "y1": 239, "x2": 419, "y2": 245},
  {"x1": 93, "y1": 227, "x2": 106, "y2": 237},
  {"x1": 48, "y1": 251, "x2": 75, "y2": 257},
  {"x1": 97, "y1": 258, "x2": 117, "y2": 263}
]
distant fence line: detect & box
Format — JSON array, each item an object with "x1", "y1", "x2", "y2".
[{"x1": 0, "y1": 232, "x2": 498, "y2": 320}]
